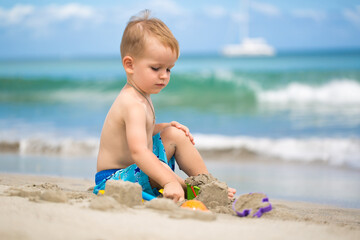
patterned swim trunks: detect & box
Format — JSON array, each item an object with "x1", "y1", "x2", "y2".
[{"x1": 93, "y1": 133, "x2": 175, "y2": 197}]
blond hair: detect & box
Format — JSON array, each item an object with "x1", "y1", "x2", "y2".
[{"x1": 120, "y1": 10, "x2": 179, "y2": 60}]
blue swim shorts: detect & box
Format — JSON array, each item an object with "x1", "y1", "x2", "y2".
[{"x1": 93, "y1": 133, "x2": 175, "y2": 197}]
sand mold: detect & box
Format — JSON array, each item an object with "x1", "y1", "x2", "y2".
[
  {"x1": 233, "y1": 193, "x2": 271, "y2": 217},
  {"x1": 103, "y1": 180, "x2": 142, "y2": 207},
  {"x1": 185, "y1": 173, "x2": 235, "y2": 214}
]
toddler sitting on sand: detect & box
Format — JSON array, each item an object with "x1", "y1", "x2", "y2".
[{"x1": 93, "y1": 10, "x2": 236, "y2": 202}]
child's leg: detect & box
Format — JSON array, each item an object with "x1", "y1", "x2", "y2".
[
  {"x1": 160, "y1": 126, "x2": 236, "y2": 198},
  {"x1": 160, "y1": 126, "x2": 209, "y2": 176}
]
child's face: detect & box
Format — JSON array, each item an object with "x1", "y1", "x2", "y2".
[{"x1": 131, "y1": 36, "x2": 177, "y2": 95}]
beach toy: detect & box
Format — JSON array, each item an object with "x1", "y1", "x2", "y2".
[
  {"x1": 142, "y1": 191, "x2": 156, "y2": 201},
  {"x1": 181, "y1": 200, "x2": 208, "y2": 211},
  {"x1": 142, "y1": 188, "x2": 164, "y2": 201},
  {"x1": 186, "y1": 184, "x2": 200, "y2": 200},
  {"x1": 98, "y1": 190, "x2": 105, "y2": 195},
  {"x1": 232, "y1": 193, "x2": 272, "y2": 218}
]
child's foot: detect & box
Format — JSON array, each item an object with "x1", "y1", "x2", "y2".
[{"x1": 228, "y1": 187, "x2": 236, "y2": 199}]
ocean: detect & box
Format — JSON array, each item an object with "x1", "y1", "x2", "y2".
[{"x1": 1, "y1": 51, "x2": 360, "y2": 208}]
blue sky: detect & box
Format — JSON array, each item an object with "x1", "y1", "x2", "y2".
[{"x1": 1, "y1": 0, "x2": 360, "y2": 58}]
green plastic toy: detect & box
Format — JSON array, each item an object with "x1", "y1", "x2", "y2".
[{"x1": 186, "y1": 184, "x2": 200, "y2": 200}]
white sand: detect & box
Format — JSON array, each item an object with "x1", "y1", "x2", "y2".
[{"x1": 0, "y1": 173, "x2": 359, "y2": 240}]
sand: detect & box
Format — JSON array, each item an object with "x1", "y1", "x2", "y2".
[
  {"x1": 0, "y1": 173, "x2": 359, "y2": 240},
  {"x1": 185, "y1": 173, "x2": 273, "y2": 217},
  {"x1": 185, "y1": 173, "x2": 234, "y2": 214}
]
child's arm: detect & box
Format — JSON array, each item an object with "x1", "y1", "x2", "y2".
[
  {"x1": 125, "y1": 104, "x2": 184, "y2": 202},
  {"x1": 154, "y1": 121, "x2": 195, "y2": 145},
  {"x1": 153, "y1": 123, "x2": 170, "y2": 135}
]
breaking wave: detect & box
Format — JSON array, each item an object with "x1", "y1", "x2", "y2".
[{"x1": 1, "y1": 135, "x2": 359, "y2": 169}]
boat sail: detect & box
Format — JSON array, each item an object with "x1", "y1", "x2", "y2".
[{"x1": 222, "y1": 0, "x2": 275, "y2": 57}]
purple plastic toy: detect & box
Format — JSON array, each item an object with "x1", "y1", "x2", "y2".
[{"x1": 232, "y1": 193, "x2": 272, "y2": 218}]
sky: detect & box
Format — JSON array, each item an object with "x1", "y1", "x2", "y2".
[{"x1": 0, "y1": 0, "x2": 360, "y2": 58}]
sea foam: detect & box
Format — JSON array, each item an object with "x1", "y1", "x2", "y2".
[
  {"x1": 258, "y1": 80, "x2": 360, "y2": 105},
  {"x1": 1, "y1": 135, "x2": 359, "y2": 169},
  {"x1": 194, "y1": 134, "x2": 360, "y2": 169}
]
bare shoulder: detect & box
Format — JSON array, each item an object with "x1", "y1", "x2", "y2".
[{"x1": 110, "y1": 88, "x2": 146, "y2": 123}]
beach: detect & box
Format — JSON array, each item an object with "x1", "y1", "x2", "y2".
[
  {"x1": 0, "y1": 173, "x2": 359, "y2": 240},
  {"x1": 1, "y1": 52, "x2": 360, "y2": 239},
  {"x1": 1, "y1": 1, "x2": 360, "y2": 238}
]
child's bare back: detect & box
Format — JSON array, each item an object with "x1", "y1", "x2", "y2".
[{"x1": 97, "y1": 86, "x2": 155, "y2": 172}]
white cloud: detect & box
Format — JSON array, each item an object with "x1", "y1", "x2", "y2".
[
  {"x1": 251, "y1": 1, "x2": 280, "y2": 17},
  {"x1": 0, "y1": 4, "x2": 34, "y2": 25},
  {"x1": 0, "y1": 3, "x2": 102, "y2": 29},
  {"x1": 343, "y1": 5, "x2": 360, "y2": 27},
  {"x1": 44, "y1": 3, "x2": 96, "y2": 21},
  {"x1": 292, "y1": 9, "x2": 327, "y2": 23}
]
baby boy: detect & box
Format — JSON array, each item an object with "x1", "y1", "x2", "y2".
[{"x1": 94, "y1": 10, "x2": 236, "y2": 202}]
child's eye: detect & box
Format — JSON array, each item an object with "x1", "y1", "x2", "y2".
[
  {"x1": 166, "y1": 68, "x2": 171, "y2": 73},
  {"x1": 151, "y1": 67, "x2": 159, "y2": 71}
]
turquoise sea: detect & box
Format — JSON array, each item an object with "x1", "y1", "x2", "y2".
[{"x1": 1, "y1": 50, "x2": 360, "y2": 208}]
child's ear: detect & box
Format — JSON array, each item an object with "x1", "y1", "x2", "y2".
[{"x1": 123, "y1": 56, "x2": 134, "y2": 74}]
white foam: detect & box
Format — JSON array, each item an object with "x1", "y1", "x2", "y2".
[
  {"x1": 18, "y1": 137, "x2": 99, "y2": 157},
  {"x1": 194, "y1": 134, "x2": 360, "y2": 169},
  {"x1": 258, "y1": 80, "x2": 360, "y2": 105},
  {"x1": 1, "y1": 134, "x2": 359, "y2": 169}
]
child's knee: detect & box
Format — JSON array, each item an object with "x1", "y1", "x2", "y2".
[{"x1": 161, "y1": 126, "x2": 186, "y2": 141}]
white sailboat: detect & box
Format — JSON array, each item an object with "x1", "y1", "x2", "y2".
[
  {"x1": 222, "y1": 37, "x2": 275, "y2": 56},
  {"x1": 222, "y1": 0, "x2": 275, "y2": 57}
]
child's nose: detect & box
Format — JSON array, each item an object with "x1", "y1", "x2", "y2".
[{"x1": 159, "y1": 70, "x2": 170, "y2": 79}]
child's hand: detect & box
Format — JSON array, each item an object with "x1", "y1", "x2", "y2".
[
  {"x1": 163, "y1": 181, "x2": 185, "y2": 202},
  {"x1": 170, "y1": 121, "x2": 195, "y2": 145}
]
